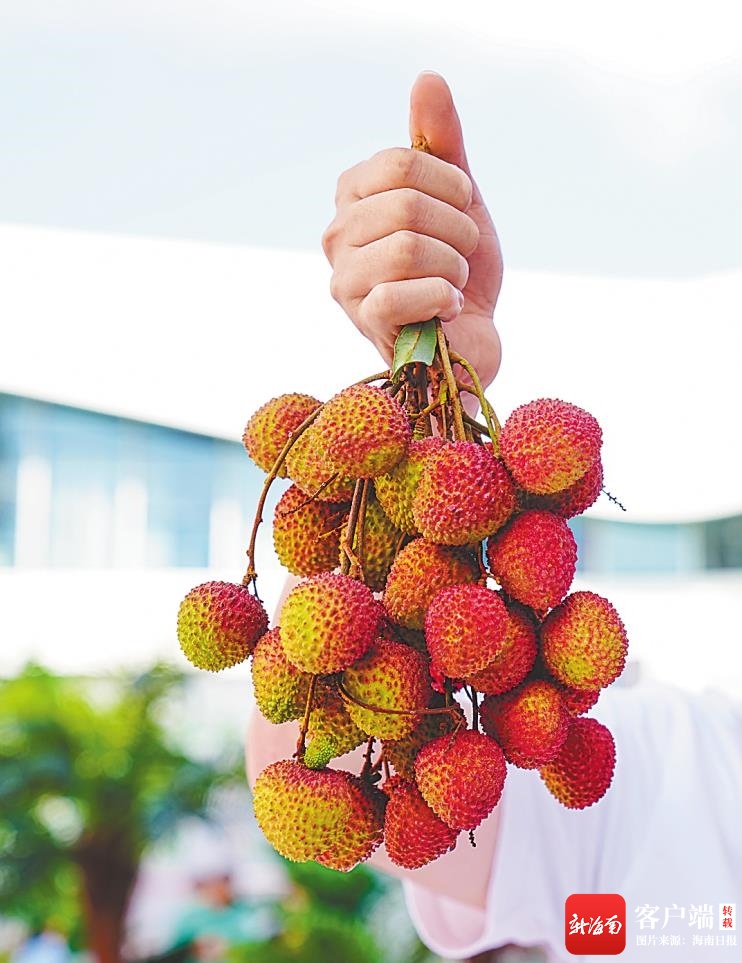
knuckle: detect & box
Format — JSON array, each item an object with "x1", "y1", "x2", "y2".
[
  {"x1": 392, "y1": 230, "x2": 424, "y2": 270},
  {"x1": 377, "y1": 147, "x2": 419, "y2": 187},
  {"x1": 369, "y1": 283, "x2": 398, "y2": 322},
  {"x1": 321, "y1": 220, "x2": 339, "y2": 259},
  {"x1": 398, "y1": 188, "x2": 428, "y2": 230},
  {"x1": 329, "y1": 270, "x2": 347, "y2": 305}
]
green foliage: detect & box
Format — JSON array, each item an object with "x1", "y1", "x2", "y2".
[
  {"x1": 0, "y1": 664, "x2": 239, "y2": 939},
  {"x1": 391, "y1": 321, "x2": 438, "y2": 378},
  {"x1": 281, "y1": 859, "x2": 382, "y2": 915}
]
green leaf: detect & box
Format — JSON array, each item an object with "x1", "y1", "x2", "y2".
[{"x1": 391, "y1": 319, "x2": 437, "y2": 378}]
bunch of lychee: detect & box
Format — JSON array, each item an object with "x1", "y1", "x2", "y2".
[{"x1": 177, "y1": 335, "x2": 627, "y2": 873}]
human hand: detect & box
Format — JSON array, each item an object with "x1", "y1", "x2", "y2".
[{"x1": 322, "y1": 71, "x2": 503, "y2": 389}]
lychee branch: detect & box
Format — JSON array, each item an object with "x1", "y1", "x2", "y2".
[
  {"x1": 340, "y1": 479, "x2": 368, "y2": 579},
  {"x1": 337, "y1": 679, "x2": 461, "y2": 719},
  {"x1": 449, "y1": 349, "x2": 501, "y2": 451},
  {"x1": 242, "y1": 406, "x2": 323, "y2": 590},
  {"x1": 295, "y1": 674, "x2": 318, "y2": 760},
  {"x1": 435, "y1": 320, "x2": 467, "y2": 442}
]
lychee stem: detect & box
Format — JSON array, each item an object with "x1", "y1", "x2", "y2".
[
  {"x1": 340, "y1": 479, "x2": 367, "y2": 579},
  {"x1": 435, "y1": 320, "x2": 467, "y2": 442},
  {"x1": 337, "y1": 679, "x2": 460, "y2": 719},
  {"x1": 295, "y1": 674, "x2": 318, "y2": 761},
  {"x1": 468, "y1": 686, "x2": 480, "y2": 732},
  {"x1": 242, "y1": 405, "x2": 323, "y2": 589},
  {"x1": 360, "y1": 736, "x2": 376, "y2": 778},
  {"x1": 448, "y1": 349, "x2": 502, "y2": 451}
]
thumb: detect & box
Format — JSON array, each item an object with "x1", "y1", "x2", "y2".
[{"x1": 408, "y1": 71, "x2": 473, "y2": 176}]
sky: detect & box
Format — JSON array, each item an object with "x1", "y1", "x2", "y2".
[{"x1": 2, "y1": 0, "x2": 742, "y2": 277}]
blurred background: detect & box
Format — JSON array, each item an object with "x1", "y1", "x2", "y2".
[{"x1": 1, "y1": 2, "x2": 741, "y2": 962}]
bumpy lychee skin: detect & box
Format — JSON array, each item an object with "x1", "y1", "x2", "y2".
[
  {"x1": 252, "y1": 627, "x2": 312, "y2": 724},
  {"x1": 500, "y1": 398, "x2": 602, "y2": 495},
  {"x1": 539, "y1": 716, "x2": 616, "y2": 809},
  {"x1": 383, "y1": 776, "x2": 459, "y2": 869},
  {"x1": 557, "y1": 684, "x2": 601, "y2": 716},
  {"x1": 520, "y1": 461, "x2": 604, "y2": 518},
  {"x1": 480, "y1": 681, "x2": 569, "y2": 769},
  {"x1": 383, "y1": 702, "x2": 465, "y2": 779},
  {"x1": 280, "y1": 573, "x2": 380, "y2": 675},
  {"x1": 304, "y1": 685, "x2": 366, "y2": 769},
  {"x1": 425, "y1": 584, "x2": 510, "y2": 679},
  {"x1": 177, "y1": 581, "x2": 268, "y2": 671},
  {"x1": 415, "y1": 729, "x2": 507, "y2": 831},
  {"x1": 285, "y1": 423, "x2": 356, "y2": 502},
  {"x1": 540, "y1": 591, "x2": 628, "y2": 690},
  {"x1": 273, "y1": 485, "x2": 348, "y2": 577},
  {"x1": 374, "y1": 437, "x2": 445, "y2": 534},
  {"x1": 466, "y1": 601, "x2": 538, "y2": 696},
  {"x1": 342, "y1": 639, "x2": 431, "y2": 741},
  {"x1": 313, "y1": 384, "x2": 411, "y2": 479},
  {"x1": 344, "y1": 497, "x2": 403, "y2": 594},
  {"x1": 487, "y1": 510, "x2": 577, "y2": 612},
  {"x1": 413, "y1": 442, "x2": 516, "y2": 545},
  {"x1": 242, "y1": 393, "x2": 321, "y2": 477},
  {"x1": 383, "y1": 539, "x2": 479, "y2": 631},
  {"x1": 253, "y1": 761, "x2": 383, "y2": 867},
  {"x1": 315, "y1": 777, "x2": 386, "y2": 872}
]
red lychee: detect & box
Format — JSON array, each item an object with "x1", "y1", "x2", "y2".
[
  {"x1": 415, "y1": 729, "x2": 507, "y2": 831},
  {"x1": 466, "y1": 601, "x2": 538, "y2": 695},
  {"x1": 383, "y1": 776, "x2": 459, "y2": 869},
  {"x1": 539, "y1": 716, "x2": 616, "y2": 809},
  {"x1": 487, "y1": 510, "x2": 577, "y2": 612},
  {"x1": 425, "y1": 583, "x2": 510, "y2": 679},
  {"x1": 251, "y1": 627, "x2": 312, "y2": 724},
  {"x1": 383, "y1": 539, "x2": 479, "y2": 631},
  {"x1": 413, "y1": 441, "x2": 516, "y2": 545},
  {"x1": 519, "y1": 460, "x2": 604, "y2": 518},
  {"x1": 479, "y1": 680, "x2": 569, "y2": 768},
  {"x1": 500, "y1": 398, "x2": 602, "y2": 494}
]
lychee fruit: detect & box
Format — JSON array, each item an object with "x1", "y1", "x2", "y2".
[
  {"x1": 383, "y1": 539, "x2": 479, "y2": 631},
  {"x1": 251, "y1": 627, "x2": 311, "y2": 724},
  {"x1": 539, "y1": 716, "x2": 616, "y2": 809},
  {"x1": 500, "y1": 398, "x2": 602, "y2": 494},
  {"x1": 342, "y1": 639, "x2": 431, "y2": 741},
  {"x1": 346, "y1": 496, "x2": 404, "y2": 594},
  {"x1": 487, "y1": 510, "x2": 577, "y2": 612},
  {"x1": 413, "y1": 442, "x2": 516, "y2": 545},
  {"x1": 479, "y1": 680, "x2": 569, "y2": 768},
  {"x1": 280, "y1": 573, "x2": 380, "y2": 675},
  {"x1": 304, "y1": 685, "x2": 366, "y2": 769},
  {"x1": 383, "y1": 702, "x2": 464, "y2": 780},
  {"x1": 374, "y1": 437, "x2": 445, "y2": 534},
  {"x1": 425, "y1": 584, "x2": 510, "y2": 679},
  {"x1": 273, "y1": 485, "x2": 348, "y2": 577},
  {"x1": 253, "y1": 760, "x2": 382, "y2": 867},
  {"x1": 313, "y1": 383, "x2": 411, "y2": 479},
  {"x1": 519, "y1": 460, "x2": 604, "y2": 518},
  {"x1": 415, "y1": 729, "x2": 507, "y2": 831},
  {"x1": 383, "y1": 776, "x2": 459, "y2": 869},
  {"x1": 285, "y1": 422, "x2": 356, "y2": 502},
  {"x1": 315, "y1": 777, "x2": 386, "y2": 872},
  {"x1": 177, "y1": 581, "x2": 268, "y2": 671},
  {"x1": 466, "y1": 601, "x2": 538, "y2": 696},
  {"x1": 540, "y1": 591, "x2": 628, "y2": 690},
  {"x1": 242, "y1": 393, "x2": 321, "y2": 476}
]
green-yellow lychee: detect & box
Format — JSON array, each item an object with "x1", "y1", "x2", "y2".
[
  {"x1": 313, "y1": 383, "x2": 411, "y2": 479},
  {"x1": 273, "y1": 485, "x2": 348, "y2": 577},
  {"x1": 285, "y1": 422, "x2": 356, "y2": 502},
  {"x1": 280, "y1": 572, "x2": 380, "y2": 674},
  {"x1": 540, "y1": 591, "x2": 628, "y2": 690},
  {"x1": 342, "y1": 639, "x2": 431, "y2": 741},
  {"x1": 242, "y1": 393, "x2": 321, "y2": 477},
  {"x1": 374, "y1": 437, "x2": 445, "y2": 534},
  {"x1": 251, "y1": 626, "x2": 311, "y2": 724},
  {"x1": 304, "y1": 684, "x2": 366, "y2": 769},
  {"x1": 177, "y1": 581, "x2": 268, "y2": 671}
]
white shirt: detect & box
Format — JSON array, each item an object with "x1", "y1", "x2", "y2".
[{"x1": 405, "y1": 680, "x2": 742, "y2": 962}]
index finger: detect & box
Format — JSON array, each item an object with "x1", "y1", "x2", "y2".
[{"x1": 335, "y1": 147, "x2": 473, "y2": 213}]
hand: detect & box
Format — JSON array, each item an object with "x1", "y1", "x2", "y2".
[{"x1": 322, "y1": 71, "x2": 503, "y2": 389}]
